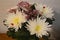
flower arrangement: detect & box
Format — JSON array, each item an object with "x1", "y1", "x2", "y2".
[{"x1": 3, "y1": 1, "x2": 55, "y2": 40}]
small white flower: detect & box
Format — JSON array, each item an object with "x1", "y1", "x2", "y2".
[
  {"x1": 5, "y1": 11, "x2": 26, "y2": 31},
  {"x1": 26, "y1": 17, "x2": 51, "y2": 38},
  {"x1": 35, "y1": 4, "x2": 54, "y2": 18}
]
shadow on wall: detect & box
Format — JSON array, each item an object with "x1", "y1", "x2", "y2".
[{"x1": 50, "y1": 11, "x2": 60, "y2": 40}]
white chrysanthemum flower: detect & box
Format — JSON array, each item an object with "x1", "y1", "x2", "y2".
[
  {"x1": 5, "y1": 11, "x2": 26, "y2": 31},
  {"x1": 35, "y1": 4, "x2": 54, "y2": 18},
  {"x1": 26, "y1": 17, "x2": 51, "y2": 37}
]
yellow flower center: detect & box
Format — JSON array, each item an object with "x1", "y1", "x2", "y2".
[
  {"x1": 12, "y1": 17, "x2": 20, "y2": 25},
  {"x1": 42, "y1": 8, "x2": 48, "y2": 13},
  {"x1": 35, "y1": 25, "x2": 41, "y2": 32}
]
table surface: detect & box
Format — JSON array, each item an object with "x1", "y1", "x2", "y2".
[{"x1": 0, "y1": 33, "x2": 15, "y2": 40}]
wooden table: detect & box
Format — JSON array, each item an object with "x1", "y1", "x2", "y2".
[{"x1": 0, "y1": 33, "x2": 15, "y2": 40}]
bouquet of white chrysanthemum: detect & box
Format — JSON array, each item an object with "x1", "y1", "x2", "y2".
[{"x1": 3, "y1": 1, "x2": 55, "y2": 40}]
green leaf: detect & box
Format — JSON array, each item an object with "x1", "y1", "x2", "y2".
[
  {"x1": 30, "y1": 4, "x2": 36, "y2": 10},
  {"x1": 46, "y1": 18, "x2": 54, "y2": 24},
  {"x1": 42, "y1": 35, "x2": 49, "y2": 40}
]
